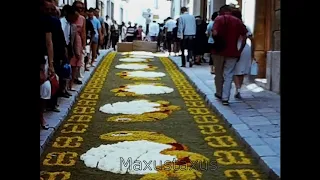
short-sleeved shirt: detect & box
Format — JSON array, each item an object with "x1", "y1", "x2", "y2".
[
  {"x1": 164, "y1": 19, "x2": 176, "y2": 32},
  {"x1": 90, "y1": 17, "x2": 101, "y2": 39},
  {"x1": 206, "y1": 21, "x2": 214, "y2": 44},
  {"x1": 212, "y1": 14, "x2": 247, "y2": 57}
]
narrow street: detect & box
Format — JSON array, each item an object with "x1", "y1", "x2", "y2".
[{"x1": 40, "y1": 51, "x2": 271, "y2": 180}]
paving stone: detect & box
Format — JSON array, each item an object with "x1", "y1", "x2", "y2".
[
  {"x1": 251, "y1": 124, "x2": 280, "y2": 133},
  {"x1": 237, "y1": 130, "x2": 259, "y2": 138},
  {"x1": 232, "y1": 124, "x2": 250, "y2": 131},
  {"x1": 270, "y1": 119, "x2": 280, "y2": 125},
  {"x1": 234, "y1": 109, "x2": 260, "y2": 115},
  {"x1": 257, "y1": 108, "x2": 277, "y2": 113},
  {"x1": 251, "y1": 145, "x2": 277, "y2": 157},
  {"x1": 262, "y1": 138, "x2": 280, "y2": 155},
  {"x1": 244, "y1": 137, "x2": 266, "y2": 146},
  {"x1": 46, "y1": 117, "x2": 62, "y2": 129},
  {"x1": 240, "y1": 116, "x2": 269, "y2": 122},
  {"x1": 260, "y1": 156, "x2": 280, "y2": 176},
  {"x1": 222, "y1": 112, "x2": 244, "y2": 125}
]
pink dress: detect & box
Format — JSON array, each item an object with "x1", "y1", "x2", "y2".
[{"x1": 70, "y1": 15, "x2": 85, "y2": 67}]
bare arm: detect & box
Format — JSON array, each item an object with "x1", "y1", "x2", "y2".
[{"x1": 45, "y1": 32, "x2": 54, "y2": 68}]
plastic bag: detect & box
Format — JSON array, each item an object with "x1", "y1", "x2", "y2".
[{"x1": 250, "y1": 59, "x2": 258, "y2": 76}]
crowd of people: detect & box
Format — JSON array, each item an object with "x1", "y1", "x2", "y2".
[
  {"x1": 40, "y1": 0, "x2": 254, "y2": 129},
  {"x1": 151, "y1": 5, "x2": 255, "y2": 106}
]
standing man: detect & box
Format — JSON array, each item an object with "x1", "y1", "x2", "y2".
[
  {"x1": 104, "y1": 15, "x2": 112, "y2": 49},
  {"x1": 126, "y1": 22, "x2": 136, "y2": 42},
  {"x1": 212, "y1": 5, "x2": 247, "y2": 105},
  {"x1": 94, "y1": 8, "x2": 105, "y2": 54},
  {"x1": 148, "y1": 20, "x2": 159, "y2": 42},
  {"x1": 177, "y1": 7, "x2": 196, "y2": 67},
  {"x1": 88, "y1": 8, "x2": 103, "y2": 67},
  {"x1": 164, "y1": 17, "x2": 176, "y2": 56}
]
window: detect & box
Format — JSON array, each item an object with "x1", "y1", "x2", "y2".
[
  {"x1": 120, "y1": 8, "x2": 124, "y2": 23},
  {"x1": 111, "y1": 2, "x2": 114, "y2": 20}
]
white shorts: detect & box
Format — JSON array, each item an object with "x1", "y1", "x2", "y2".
[{"x1": 40, "y1": 80, "x2": 51, "y2": 99}]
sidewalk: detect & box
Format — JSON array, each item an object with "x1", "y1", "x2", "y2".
[
  {"x1": 170, "y1": 56, "x2": 280, "y2": 178},
  {"x1": 40, "y1": 49, "x2": 112, "y2": 156}
]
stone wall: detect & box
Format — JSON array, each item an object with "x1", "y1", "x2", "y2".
[{"x1": 273, "y1": 0, "x2": 280, "y2": 50}]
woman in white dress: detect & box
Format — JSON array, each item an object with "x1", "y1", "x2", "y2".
[
  {"x1": 233, "y1": 10, "x2": 255, "y2": 99},
  {"x1": 121, "y1": 22, "x2": 127, "y2": 42}
]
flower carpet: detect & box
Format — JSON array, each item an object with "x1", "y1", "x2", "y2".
[{"x1": 40, "y1": 52, "x2": 270, "y2": 180}]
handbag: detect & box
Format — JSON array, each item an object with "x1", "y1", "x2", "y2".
[
  {"x1": 250, "y1": 59, "x2": 259, "y2": 75},
  {"x1": 49, "y1": 74, "x2": 59, "y2": 95}
]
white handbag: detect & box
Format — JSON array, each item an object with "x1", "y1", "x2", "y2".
[{"x1": 250, "y1": 59, "x2": 258, "y2": 76}]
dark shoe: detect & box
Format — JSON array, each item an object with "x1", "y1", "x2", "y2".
[
  {"x1": 214, "y1": 93, "x2": 222, "y2": 100},
  {"x1": 189, "y1": 62, "x2": 193, "y2": 68},
  {"x1": 222, "y1": 101, "x2": 229, "y2": 106},
  {"x1": 74, "y1": 79, "x2": 83, "y2": 85},
  {"x1": 234, "y1": 92, "x2": 242, "y2": 99}
]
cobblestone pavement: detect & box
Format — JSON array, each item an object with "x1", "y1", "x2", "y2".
[
  {"x1": 40, "y1": 52, "x2": 274, "y2": 180},
  {"x1": 40, "y1": 49, "x2": 112, "y2": 156},
  {"x1": 170, "y1": 56, "x2": 280, "y2": 178}
]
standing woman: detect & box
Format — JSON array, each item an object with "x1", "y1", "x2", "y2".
[
  {"x1": 121, "y1": 22, "x2": 127, "y2": 42},
  {"x1": 232, "y1": 9, "x2": 255, "y2": 99},
  {"x1": 69, "y1": 1, "x2": 86, "y2": 90}
]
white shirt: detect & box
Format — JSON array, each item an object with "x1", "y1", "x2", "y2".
[
  {"x1": 60, "y1": 17, "x2": 70, "y2": 45},
  {"x1": 148, "y1": 22, "x2": 160, "y2": 36},
  {"x1": 164, "y1": 19, "x2": 176, "y2": 32}
]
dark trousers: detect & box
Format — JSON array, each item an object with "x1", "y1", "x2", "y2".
[
  {"x1": 126, "y1": 36, "x2": 134, "y2": 42},
  {"x1": 111, "y1": 35, "x2": 119, "y2": 50},
  {"x1": 181, "y1": 35, "x2": 195, "y2": 66},
  {"x1": 166, "y1": 32, "x2": 173, "y2": 53},
  {"x1": 103, "y1": 35, "x2": 109, "y2": 49}
]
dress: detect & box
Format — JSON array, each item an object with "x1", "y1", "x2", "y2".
[
  {"x1": 234, "y1": 25, "x2": 252, "y2": 75},
  {"x1": 70, "y1": 15, "x2": 85, "y2": 67}
]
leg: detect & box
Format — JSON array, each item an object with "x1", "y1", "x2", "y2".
[
  {"x1": 222, "y1": 58, "x2": 238, "y2": 102},
  {"x1": 213, "y1": 54, "x2": 225, "y2": 98},
  {"x1": 91, "y1": 42, "x2": 98, "y2": 66},
  {"x1": 186, "y1": 37, "x2": 194, "y2": 67},
  {"x1": 209, "y1": 53, "x2": 215, "y2": 74},
  {"x1": 180, "y1": 39, "x2": 186, "y2": 67}
]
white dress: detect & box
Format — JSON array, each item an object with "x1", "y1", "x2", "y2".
[{"x1": 234, "y1": 25, "x2": 252, "y2": 75}]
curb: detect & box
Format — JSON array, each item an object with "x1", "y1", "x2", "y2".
[
  {"x1": 40, "y1": 50, "x2": 112, "y2": 156},
  {"x1": 168, "y1": 57, "x2": 280, "y2": 179}
]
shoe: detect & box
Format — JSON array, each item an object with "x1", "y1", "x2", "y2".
[
  {"x1": 189, "y1": 62, "x2": 193, "y2": 68},
  {"x1": 234, "y1": 92, "x2": 242, "y2": 99},
  {"x1": 214, "y1": 93, "x2": 222, "y2": 100},
  {"x1": 222, "y1": 101, "x2": 229, "y2": 106},
  {"x1": 74, "y1": 79, "x2": 83, "y2": 85}
]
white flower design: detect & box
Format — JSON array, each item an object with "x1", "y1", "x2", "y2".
[
  {"x1": 125, "y1": 71, "x2": 166, "y2": 78},
  {"x1": 115, "y1": 63, "x2": 150, "y2": 70},
  {"x1": 119, "y1": 58, "x2": 150, "y2": 63},
  {"x1": 80, "y1": 140, "x2": 177, "y2": 175},
  {"x1": 125, "y1": 84, "x2": 174, "y2": 95},
  {"x1": 99, "y1": 100, "x2": 161, "y2": 115}
]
